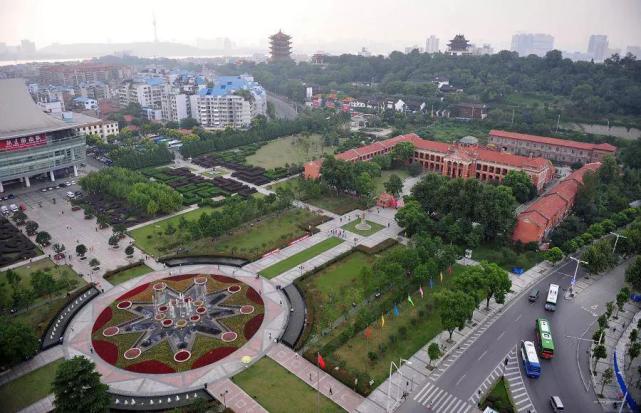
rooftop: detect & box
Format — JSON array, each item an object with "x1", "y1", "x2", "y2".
[
  {"x1": 490, "y1": 129, "x2": 617, "y2": 152},
  {"x1": 0, "y1": 78, "x2": 73, "y2": 140}
]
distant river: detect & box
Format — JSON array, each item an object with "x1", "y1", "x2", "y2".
[{"x1": 563, "y1": 123, "x2": 641, "y2": 140}]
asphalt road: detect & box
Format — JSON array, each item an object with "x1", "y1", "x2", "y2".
[
  {"x1": 397, "y1": 258, "x2": 629, "y2": 413},
  {"x1": 267, "y1": 92, "x2": 298, "y2": 120}
]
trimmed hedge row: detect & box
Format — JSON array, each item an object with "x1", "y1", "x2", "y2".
[{"x1": 103, "y1": 260, "x2": 145, "y2": 281}]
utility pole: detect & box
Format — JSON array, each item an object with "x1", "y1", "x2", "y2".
[
  {"x1": 510, "y1": 107, "x2": 515, "y2": 126},
  {"x1": 569, "y1": 256, "x2": 588, "y2": 296},
  {"x1": 555, "y1": 113, "x2": 561, "y2": 133},
  {"x1": 610, "y1": 231, "x2": 627, "y2": 254}
]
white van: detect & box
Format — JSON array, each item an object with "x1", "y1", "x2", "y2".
[
  {"x1": 66, "y1": 191, "x2": 75, "y2": 199},
  {"x1": 0, "y1": 205, "x2": 8, "y2": 215},
  {"x1": 9, "y1": 204, "x2": 18, "y2": 212}
]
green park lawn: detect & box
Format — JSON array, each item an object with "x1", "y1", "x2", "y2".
[
  {"x1": 104, "y1": 263, "x2": 154, "y2": 286},
  {"x1": 259, "y1": 237, "x2": 344, "y2": 279},
  {"x1": 246, "y1": 133, "x2": 335, "y2": 169},
  {"x1": 342, "y1": 219, "x2": 385, "y2": 237},
  {"x1": 269, "y1": 177, "x2": 364, "y2": 215},
  {"x1": 233, "y1": 358, "x2": 342, "y2": 413},
  {"x1": 373, "y1": 169, "x2": 410, "y2": 195},
  {"x1": 0, "y1": 358, "x2": 63, "y2": 413},
  {"x1": 472, "y1": 243, "x2": 542, "y2": 272},
  {"x1": 481, "y1": 377, "x2": 515, "y2": 413},
  {"x1": 313, "y1": 265, "x2": 464, "y2": 387},
  {"x1": 423, "y1": 120, "x2": 491, "y2": 143},
  {"x1": 129, "y1": 206, "x2": 219, "y2": 256}
]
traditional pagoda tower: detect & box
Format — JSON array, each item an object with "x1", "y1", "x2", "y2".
[
  {"x1": 445, "y1": 34, "x2": 472, "y2": 56},
  {"x1": 269, "y1": 30, "x2": 292, "y2": 62}
]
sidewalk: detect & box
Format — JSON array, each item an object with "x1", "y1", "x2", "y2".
[
  {"x1": 18, "y1": 394, "x2": 54, "y2": 413},
  {"x1": 267, "y1": 343, "x2": 378, "y2": 412},
  {"x1": 0, "y1": 346, "x2": 63, "y2": 386},
  {"x1": 207, "y1": 378, "x2": 268, "y2": 413},
  {"x1": 361, "y1": 261, "x2": 553, "y2": 412},
  {"x1": 0, "y1": 254, "x2": 47, "y2": 272}
]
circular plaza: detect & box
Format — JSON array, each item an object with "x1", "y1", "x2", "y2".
[{"x1": 63, "y1": 265, "x2": 287, "y2": 395}]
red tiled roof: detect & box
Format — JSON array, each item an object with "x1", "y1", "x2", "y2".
[
  {"x1": 490, "y1": 130, "x2": 617, "y2": 153},
  {"x1": 472, "y1": 147, "x2": 551, "y2": 170}
]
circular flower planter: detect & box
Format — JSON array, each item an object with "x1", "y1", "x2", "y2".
[
  {"x1": 123, "y1": 348, "x2": 142, "y2": 360},
  {"x1": 227, "y1": 285, "x2": 241, "y2": 293},
  {"x1": 117, "y1": 301, "x2": 132, "y2": 310},
  {"x1": 102, "y1": 326, "x2": 119, "y2": 337},
  {"x1": 154, "y1": 313, "x2": 166, "y2": 321},
  {"x1": 221, "y1": 332, "x2": 238, "y2": 342},
  {"x1": 152, "y1": 282, "x2": 166, "y2": 291},
  {"x1": 173, "y1": 350, "x2": 191, "y2": 363},
  {"x1": 161, "y1": 319, "x2": 174, "y2": 328},
  {"x1": 175, "y1": 319, "x2": 187, "y2": 328},
  {"x1": 158, "y1": 305, "x2": 168, "y2": 313},
  {"x1": 194, "y1": 276, "x2": 207, "y2": 285},
  {"x1": 190, "y1": 315, "x2": 201, "y2": 323},
  {"x1": 196, "y1": 306, "x2": 207, "y2": 315},
  {"x1": 193, "y1": 300, "x2": 204, "y2": 307},
  {"x1": 240, "y1": 305, "x2": 255, "y2": 314}
]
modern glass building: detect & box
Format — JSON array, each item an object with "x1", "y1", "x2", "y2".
[{"x1": 0, "y1": 78, "x2": 86, "y2": 193}]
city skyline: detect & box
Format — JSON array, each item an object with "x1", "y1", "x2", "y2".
[{"x1": 1, "y1": 0, "x2": 640, "y2": 56}]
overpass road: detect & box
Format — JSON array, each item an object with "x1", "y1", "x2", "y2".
[{"x1": 395, "y1": 258, "x2": 631, "y2": 413}]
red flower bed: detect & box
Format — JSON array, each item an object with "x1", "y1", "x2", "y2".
[
  {"x1": 116, "y1": 282, "x2": 150, "y2": 300},
  {"x1": 126, "y1": 360, "x2": 176, "y2": 374},
  {"x1": 212, "y1": 274, "x2": 236, "y2": 283},
  {"x1": 92, "y1": 307, "x2": 113, "y2": 333},
  {"x1": 244, "y1": 314, "x2": 264, "y2": 340},
  {"x1": 166, "y1": 273, "x2": 195, "y2": 282},
  {"x1": 191, "y1": 347, "x2": 237, "y2": 369},
  {"x1": 246, "y1": 287, "x2": 264, "y2": 306},
  {"x1": 92, "y1": 339, "x2": 118, "y2": 365}
]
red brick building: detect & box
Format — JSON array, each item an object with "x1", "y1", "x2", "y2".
[
  {"x1": 304, "y1": 133, "x2": 555, "y2": 191},
  {"x1": 488, "y1": 130, "x2": 616, "y2": 165},
  {"x1": 512, "y1": 163, "x2": 601, "y2": 244}
]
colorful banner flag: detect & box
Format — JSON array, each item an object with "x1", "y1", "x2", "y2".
[
  {"x1": 440, "y1": 272, "x2": 443, "y2": 283},
  {"x1": 408, "y1": 295, "x2": 415, "y2": 306},
  {"x1": 394, "y1": 305, "x2": 400, "y2": 317},
  {"x1": 419, "y1": 285, "x2": 424, "y2": 299},
  {"x1": 317, "y1": 353, "x2": 326, "y2": 370},
  {"x1": 448, "y1": 266, "x2": 453, "y2": 274},
  {"x1": 429, "y1": 277, "x2": 433, "y2": 289},
  {"x1": 381, "y1": 314, "x2": 385, "y2": 328},
  {"x1": 364, "y1": 326, "x2": 372, "y2": 339}
]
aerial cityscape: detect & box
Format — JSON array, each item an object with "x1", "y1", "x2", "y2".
[{"x1": 1, "y1": 1, "x2": 641, "y2": 413}]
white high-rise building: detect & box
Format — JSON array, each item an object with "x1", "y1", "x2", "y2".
[
  {"x1": 161, "y1": 90, "x2": 191, "y2": 123},
  {"x1": 425, "y1": 35, "x2": 439, "y2": 54},
  {"x1": 118, "y1": 79, "x2": 165, "y2": 109},
  {"x1": 627, "y1": 46, "x2": 641, "y2": 59},
  {"x1": 588, "y1": 35, "x2": 609, "y2": 62},
  {"x1": 511, "y1": 33, "x2": 554, "y2": 57}
]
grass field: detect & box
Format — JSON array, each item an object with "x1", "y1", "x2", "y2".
[
  {"x1": 105, "y1": 263, "x2": 154, "y2": 286},
  {"x1": 246, "y1": 134, "x2": 335, "y2": 169},
  {"x1": 422, "y1": 120, "x2": 491, "y2": 143},
  {"x1": 481, "y1": 377, "x2": 515, "y2": 413},
  {"x1": 259, "y1": 237, "x2": 344, "y2": 279},
  {"x1": 315, "y1": 265, "x2": 464, "y2": 386},
  {"x1": 373, "y1": 169, "x2": 410, "y2": 195},
  {"x1": 269, "y1": 177, "x2": 364, "y2": 215},
  {"x1": 0, "y1": 258, "x2": 78, "y2": 298},
  {"x1": 472, "y1": 243, "x2": 542, "y2": 272},
  {"x1": 0, "y1": 358, "x2": 63, "y2": 413},
  {"x1": 233, "y1": 358, "x2": 342, "y2": 413},
  {"x1": 342, "y1": 219, "x2": 385, "y2": 237}
]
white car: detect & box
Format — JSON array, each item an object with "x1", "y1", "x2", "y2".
[
  {"x1": 9, "y1": 204, "x2": 19, "y2": 212},
  {"x1": 66, "y1": 191, "x2": 75, "y2": 199},
  {"x1": 65, "y1": 181, "x2": 71, "y2": 186}
]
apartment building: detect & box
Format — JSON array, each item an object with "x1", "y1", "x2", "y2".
[
  {"x1": 161, "y1": 90, "x2": 191, "y2": 123},
  {"x1": 488, "y1": 130, "x2": 616, "y2": 165},
  {"x1": 118, "y1": 78, "x2": 165, "y2": 109}
]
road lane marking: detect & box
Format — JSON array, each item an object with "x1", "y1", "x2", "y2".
[
  {"x1": 477, "y1": 349, "x2": 488, "y2": 360},
  {"x1": 515, "y1": 314, "x2": 523, "y2": 322},
  {"x1": 455, "y1": 374, "x2": 467, "y2": 386},
  {"x1": 497, "y1": 331, "x2": 505, "y2": 341}
]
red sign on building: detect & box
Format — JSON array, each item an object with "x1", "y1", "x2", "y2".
[{"x1": 0, "y1": 134, "x2": 47, "y2": 152}]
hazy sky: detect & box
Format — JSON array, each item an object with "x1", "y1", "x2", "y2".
[{"x1": 1, "y1": 0, "x2": 640, "y2": 54}]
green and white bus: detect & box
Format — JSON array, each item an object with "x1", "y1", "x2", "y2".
[{"x1": 535, "y1": 318, "x2": 555, "y2": 359}]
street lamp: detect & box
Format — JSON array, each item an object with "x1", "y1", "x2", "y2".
[
  {"x1": 220, "y1": 389, "x2": 229, "y2": 407},
  {"x1": 569, "y1": 256, "x2": 588, "y2": 295},
  {"x1": 610, "y1": 232, "x2": 627, "y2": 254},
  {"x1": 386, "y1": 358, "x2": 412, "y2": 412}
]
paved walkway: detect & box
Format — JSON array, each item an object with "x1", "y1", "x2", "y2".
[
  {"x1": 18, "y1": 394, "x2": 54, "y2": 413},
  {"x1": 126, "y1": 204, "x2": 199, "y2": 231},
  {"x1": 267, "y1": 343, "x2": 378, "y2": 412},
  {"x1": 622, "y1": 310, "x2": 641, "y2": 405},
  {"x1": 0, "y1": 254, "x2": 47, "y2": 272},
  {"x1": 0, "y1": 346, "x2": 63, "y2": 386},
  {"x1": 361, "y1": 261, "x2": 553, "y2": 412},
  {"x1": 207, "y1": 378, "x2": 268, "y2": 413}
]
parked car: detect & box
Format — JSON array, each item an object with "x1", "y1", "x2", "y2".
[
  {"x1": 9, "y1": 204, "x2": 18, "y2": 212},
  {"x1": 1, "y1": 205, "x2": 9, "y2": 215},
  {"x1": 66, "y1": 191, "x2": 75, "y2": 198}
]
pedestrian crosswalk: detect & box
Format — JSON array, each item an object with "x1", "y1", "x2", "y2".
[
  {"x1": 470, "y1": 346, "x2": 536, "y2": 413},
  {"x1": 413, "y1": 381, "x2": 475, "y2": 413}
]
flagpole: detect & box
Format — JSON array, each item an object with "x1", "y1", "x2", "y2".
[{"x1": 317, "y1": 353, "x2": 321, "y2": 413}]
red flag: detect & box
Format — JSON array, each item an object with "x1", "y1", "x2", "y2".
[
  {"x1": 364, "y1": 326, "x2": 372, "y2": 339},
  {"x1": 448, "y1": 266, "x2": 453, "y2": 274},
  {"x1": 317, "y1": 353, "x2": 326, "y2": 370}
]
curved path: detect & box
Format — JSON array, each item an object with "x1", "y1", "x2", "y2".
[{"x1": 63, "y1": 264, "x2": 288, "y2": 397}]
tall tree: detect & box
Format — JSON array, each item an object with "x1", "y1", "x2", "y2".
[
  {"x1": 435, "y1": 290, "x2": 476, "y2": 341},
  {"x1": 502, "y1": 170, "x2": 537, "y2": 203},
  {"x1": 53, "y1": 356, "x2": 110, "y2": 413},
  {"x1": 384, "y1": 174, "x2": 403, "y2": 197},
  {"x1": 427, "y1": 342, "x2": 441, "y2": 367},
  {"x1": 478, "y1": 261, "x2": 512, "y2": 309},
  {"x1": 0, "y1": 317, "x2": 39, "y2": 368}
]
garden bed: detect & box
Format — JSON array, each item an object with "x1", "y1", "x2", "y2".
[
  {"x1": 104, "y1": 263, "x2": 154, "y2": 286},
  {"x1": 0, "y1": 217, "x2": 39, "y2": 267},
  {"x1": 142, "y1": 167, "x2": 227, "y2": 205},
  {"x1": 259, "y1": 237, "x2": 344, "y2": 279}
]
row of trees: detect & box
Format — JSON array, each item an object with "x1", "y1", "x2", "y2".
[
  {"x1": 80, "y1": 167, "x2": 183, "y2": 215},
  {"x1": 110, "y1": 143, "x2": 174, "y2": 170},
  {"x1": 396, "y1": 173, "x2": 517, "y2": 245}
]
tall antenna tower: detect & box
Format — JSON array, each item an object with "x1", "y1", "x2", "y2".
[{"x1": 152, "y1": 12, "x2": 158, "y2": 43}]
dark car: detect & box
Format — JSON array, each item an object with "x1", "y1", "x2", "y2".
[{"x1": 528, "y1": 289, "x2": 540, "y2": 302}]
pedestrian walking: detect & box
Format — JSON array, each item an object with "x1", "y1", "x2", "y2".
[
  {"x1": 504, "y1": 357, "x2": 509, "y2": 366},
  {"x1": 269, "y1": 332, "x2": 272, "y2": 340},
  {"x1": 329, "y1": 387, "x2": 333, "y2": 395}
]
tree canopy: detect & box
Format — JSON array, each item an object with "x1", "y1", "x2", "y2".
[{"x1": 53, "y1": 356, "x2": 110, "y2": 413}]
